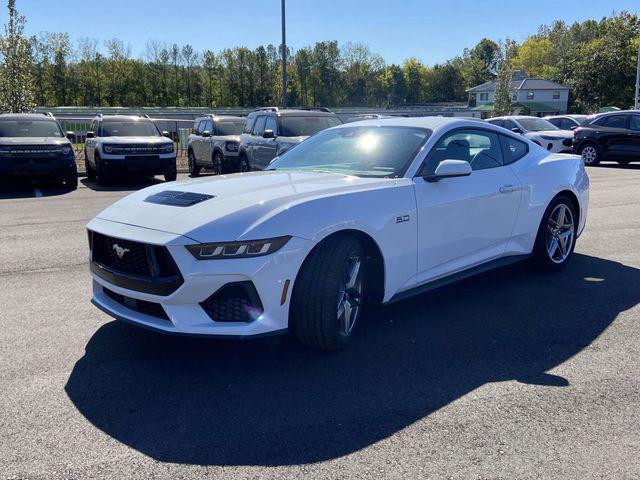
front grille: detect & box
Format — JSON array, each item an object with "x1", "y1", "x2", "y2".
[
  {"x1": 110, "y1": 145, "x2": 168, "y2": 155},
  {"x1": 562, "y1": 139, "x2": 572, "y2": 147},
  {"x1": 3, "y1": 146, "x2": 64, "y2": 158},
  {"x1": 200, "y1": 281, "x2": 264, "y2": 323},
  {"x1": 92, "y1": 232, "x2": 151, "y2": 277},
  {"x1": 103, "y1": 288, "x2": 169, "y2": 321}
]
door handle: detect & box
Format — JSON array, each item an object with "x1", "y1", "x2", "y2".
[{"x1": 499, "y1": 184, "x2": 520, "y2": 194}]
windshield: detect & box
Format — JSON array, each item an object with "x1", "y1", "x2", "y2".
[
  {"x1": 100, "y1": 120, "x2": 160, "y2": 137},
  {"x1": 268, "y1": 126, "x2": 430, "y2": 178},
  {"x1": 215, "y1": 121, "x2": 244, "y2": 136},
  {"x1": 517, "y1": 117, "x2": 558, "y2": 132},
  {"x1": 0, "y1": 119, "x2": 63, "y2": 138},
  {"x1": 280, "y1": 116, "x2": 342, "y2": 137}
]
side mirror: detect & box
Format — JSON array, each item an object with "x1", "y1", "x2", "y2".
[
  {"x1": 423, "y1": 159, "x2": 472, "y2": 183},
  {"x1": 262, "y1": 129, "x2": 275, "y2": 139},
  {"x1": 86, "y1": 131, "x2": 95, "y2": 139},
  {"x1": 162, "y1": 130, "x2": 171, "y2": 138},
  {"x1": 511, "y1": 127, "x2": 522, "y2": 134},
  {"x1": 202, "y1": 130, "x2": 211, "y2": 138},
  {"x1": 66, "y1": 131, "x2": 76, "y2": 141}
]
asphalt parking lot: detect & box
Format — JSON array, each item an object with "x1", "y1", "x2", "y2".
[{"x1": 1, "y1": 166, "x2": 639, "y2": 479}]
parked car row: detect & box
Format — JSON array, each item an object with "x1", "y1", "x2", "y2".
[{"x1": 487, "y1": 110, "x2": 640, "y2": 166}]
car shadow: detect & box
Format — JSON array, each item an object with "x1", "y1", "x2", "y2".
[
  {"x1": 81, "y1": 176, "x2": 165, "y2": 192},
  {"x1": 591, "y1": 162, "x2": 640, "y2": 170},
  {"x1": 65, "y1": 253, "x2": 640, "y2": 466},
  {"x1": 0, "y1": 179, "x2": 75, "y2": 199}
]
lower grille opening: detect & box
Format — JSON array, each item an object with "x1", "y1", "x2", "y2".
[
  {"x1": 200, "y1": 281, "x2": 264, "y2": 323},
  {"x1": 103, "y1": 288, "x2": 169, "y2": 321}
]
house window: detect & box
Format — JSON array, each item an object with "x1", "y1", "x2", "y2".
[
  {"x1": 479, "y1": 93, "x2": 488, "y2": 101},
  {"x1": 553, "y1": 91, "x2": 561, "y2": 100},
  {"x1": 526, "y1": 91, "x2": 535, "y2": 100}
]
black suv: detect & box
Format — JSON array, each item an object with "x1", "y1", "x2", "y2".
[
  {"x1": 573, "y1": 110, "x2": 640, "y2": 166},
  {"x1": 238, "y1": 107, "x2": 342, "y2": 171},
  {"x1": 0, "y1": 113, "x2": 77, "y2": 188}
]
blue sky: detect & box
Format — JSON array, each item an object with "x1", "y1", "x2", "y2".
[{"x1": 5, "y1": 0, "x2": 638, "y2": 64}]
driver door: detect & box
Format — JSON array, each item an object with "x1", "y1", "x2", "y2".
[{"x1": 412, "y1": 128, "x2": 522, "y2": 284}]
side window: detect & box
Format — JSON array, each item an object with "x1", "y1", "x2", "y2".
[
  {"x1": 627, "y1": 115, "x2": 640, "y2": 131},
  {"x1": 547, "y1": 118, "x2": 560, "y2": 128},
  {"x1": 197, "y1": 120, "x2": 207, "y2": 135},
  {"x1": 264, "y1": 116, "x2": 278, "y2": 135},
  {"x1": 504, "y1": 120, "x2": 519, "y2": 132},
  {"x1": 243, "y1": 115, "x2": 256, "y2": 134},
  {"x1": 203, "y1": 119, "x2": 213, "y2": 134},
  {"x1": 422, "y1": 129, "x2": 504, "y2": 174},
  {"x1": 192, "y1": 120, "x2": 200, "y2": 134},
  {"x1": 89, "y1": 120, "x2": 96, "y2": 134},
  {"x1": 560, "y1": 119, "x2": 576, "y2": 130},
  {"x1": 252, "y1": 116, "x2": 267, "y2": 135},
  {"x1": 594, "y1": 115, "x2": 626, "y2": 128},
  {"x1": 488, "y1": 119, "x2": 504, "y2": 128},
  {"x1": 500, "y1": 135, "x2": 528, "y2": 165}
]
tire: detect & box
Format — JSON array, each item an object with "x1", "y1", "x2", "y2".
[
  {"x1": 238, "y1": 155, "x2": 250, "y2": 172},
  {"x1": 531, "y1": 195, "x2": 578, "y2": 272},
  {"x1": 579, "y1": 142, "x2": 601, "y2": 166},
  {"x1": 63, "y1": 171, "x2": 78, "y2": 190},
  {"x1": 95, "y1": 153, "x2": 109, "y2": 186},
  {"x1": 188, "y1": 150, "x2": 201, "y2": 177},
  {"x1": 164, "y1": 161, "x2": 177, "y2": 182},
  {"x1": 84, "y1": 150, "x2": 96, "y2": 181},
  {"x1": 291, "y1": 235, "x2": 366, "y2": 350},
  {"x1": 212, "y1": 151, "x2": 223, "y2": 175}
]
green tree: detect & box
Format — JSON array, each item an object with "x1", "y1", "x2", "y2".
[
  {"x1": 0, "y1": 0, "x2": 35, "y2": 112},
  {"x1": 493, "y1": 41, "x2": 514, "y2": 116}
]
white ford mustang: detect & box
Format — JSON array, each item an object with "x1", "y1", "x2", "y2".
[{"x1": 87, "y1": 117, "x2": 589, "y2": 350}]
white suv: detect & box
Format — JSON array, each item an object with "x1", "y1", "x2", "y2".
[{"x1": 84, "y1": 115, "x2": 176, "y2": 185}]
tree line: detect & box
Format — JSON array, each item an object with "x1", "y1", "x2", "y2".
[{"x1": 1, "y1": 1, "x2": 639, "y2": 113}]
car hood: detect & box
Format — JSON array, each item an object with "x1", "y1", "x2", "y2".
[
  {"x1": 0, "y1": 137, "x2": 71, "y2": 146},
  {"x1": 100, "y1": 136, "x2": 172, "y2": 144},
  {"x1": 526, "y1": 130, "x2": 573, "y2": 139},
  {"x1": 94, "y1": 170, "x2": 393, "y2": 242}
]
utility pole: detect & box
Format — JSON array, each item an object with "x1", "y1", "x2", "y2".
[
  {"x1": 635, "y1": 40, "x2": 639, "y2": 110},
  {"x1": 281, "y1": 0, "x2": 287, "y2": 108}
]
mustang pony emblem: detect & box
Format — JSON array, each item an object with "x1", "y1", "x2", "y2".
[{"x1": 112, "y1": 244, "x2": 130, "y2": 259}]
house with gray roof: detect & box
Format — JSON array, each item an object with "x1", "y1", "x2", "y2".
[{"x1": 467, "y1": 70, "x2": 570, "y2": 118}]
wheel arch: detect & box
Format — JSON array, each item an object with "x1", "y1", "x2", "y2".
[
  {"x1": 554, "y1": 189, "x2": 581, "y2": 227},
  {"x1": 290, "y1": 228, "x2": 386, "y2": 313}
]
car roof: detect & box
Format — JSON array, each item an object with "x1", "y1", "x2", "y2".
[
  {"x1": 250, "y1": 108, "x2": 337, "y2": 117},
  {"x1": 0, "y1": 113, "x2": 57, "y2": 121},
  {"x1": 332, "y1": 116, "x2": 502, "y2": 134},
  {"x1": 545, "y1": 114, "x2": 588, "y2": 120},
  {"x1": 195, "y1": 115, "x2": 245, "y2": 122},
  {"x1": 591, "y1": 109, "x2": 639, "y2": 118},
  {"x1": 98, "y1": 115, "x2": 153, "y2": 122}
]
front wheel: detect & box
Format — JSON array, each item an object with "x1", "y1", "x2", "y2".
[
  {"x1": 188, "y1": 150, "x2": 201, "y2": 177},
  {"x1": 164, "y1": 161, "x2": 177, "y2": 182},
  {"x1": 291, "y1": 235, "x2": 365, "y2": 350},
  {"x1": 212, "y1": 151, "x2": 223, "y2": 175},
  {"x1": 238, "y1": 155, "x2": 250, "y2": 172},
  {"x1": 579, "y1": 143, "x2": 601, "y2": 166},
  {"x1": 531, "y1": 195, "x2": 577, "y2": 272}
]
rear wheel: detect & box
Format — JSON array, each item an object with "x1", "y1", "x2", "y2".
[
  {"x1": 579, "y1": 143, "x2": 601, "y2": 166},
  {"x1": 188, "y1": 150, "x2": 201, "y2": 177},
  {"x1": 292, "y1": 235, "x2": 365, "y2": 350},
  {"x1": 531, "y1": 195, "x2": 577, "y2": 272}
]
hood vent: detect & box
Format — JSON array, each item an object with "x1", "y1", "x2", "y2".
[{"x1": 144, "y1": 190, "x2": 215, "y2": 207}]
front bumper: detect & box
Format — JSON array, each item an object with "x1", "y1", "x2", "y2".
[
  {"x1": 87, "y1": 218, "x2": 312, "y2": 337},
  {"x1": 0, "y1": 156, "x2": 76, "y2": 178},
  {"x1": 99, "y1": 153, "x2": 176, "y2": 175}
]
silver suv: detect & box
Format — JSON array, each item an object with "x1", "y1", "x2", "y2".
[
  {"x1": 84, "y1": 115, "x2": 176, "y2": 185},
  {"x1": 187, "y1": 115, "x2": 244, "y2": 176},
  {"x1": 238, "y1": 107, "x2": 342, "y2": 171}
]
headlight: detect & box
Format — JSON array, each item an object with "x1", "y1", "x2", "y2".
[
  {"x1": 61, "y1": 147, "x2": 72, "y2": 155},
  {"x1": 103, "y1": 145, "x2": 113, "y2": 153},
  {"x1": 186, "y1": 236, "x2": 291, "y2": 260},
  {"x1": 161, "y1": 143, "x2": 174, "y2": 153},
  {"x1": 225, "y1": 141, "x2": 239, "y2": 152}
]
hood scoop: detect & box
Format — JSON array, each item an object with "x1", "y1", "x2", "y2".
[{"x1": 144, "y1": 190, "x2": 215, "y2": 207}]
